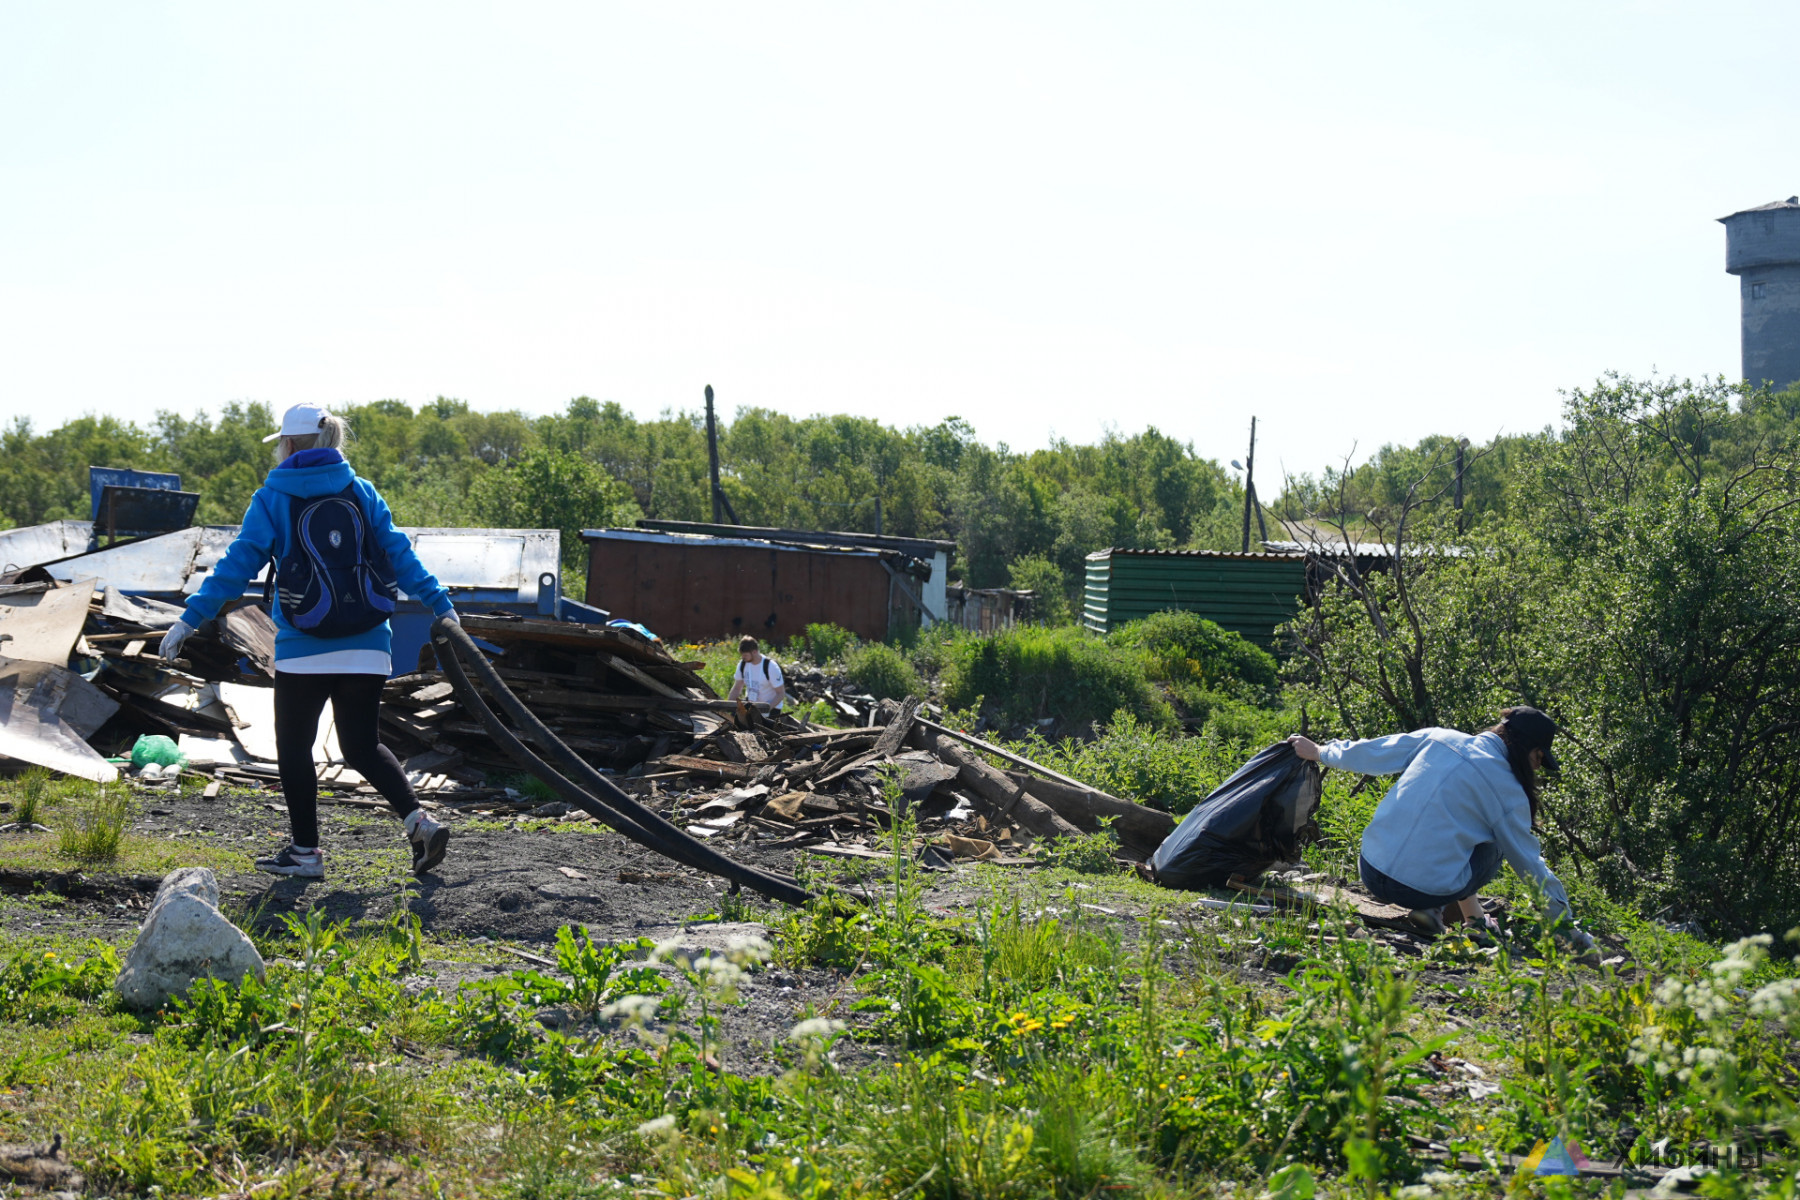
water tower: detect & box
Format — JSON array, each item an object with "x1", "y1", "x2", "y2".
[{"x1": 1721, "y1": 196, "x2": 1800, "y2": 390}]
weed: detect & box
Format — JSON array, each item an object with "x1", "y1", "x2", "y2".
[
  {"x1": 514, "y1": 927, "x2": 666, "y2": 1018},
  {"x1": 7, "y1": 766, "x2": 56, "y2": 827},
  {"x1": 56, "y1": 786, "x2": 132, "y2": 862},
  {"x1": 1042, "y1": 822, "x2": 1123, "y2": 876},
  {"x1": 0, "y1": 943, "x2": 119, "y2": 1023},
  {"x1": 802, "y1": 622, "x2": 859, "y2": 665},
  {"x1": 845, "y1": 642, "x2": 920, "y2": 701}
]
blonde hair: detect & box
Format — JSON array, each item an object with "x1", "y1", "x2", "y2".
[{"x1": 274, "y1": 412, "x2": 351, "y2": 464}]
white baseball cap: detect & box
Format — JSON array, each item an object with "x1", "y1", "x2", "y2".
[{"x1": 263, "y1": 403, "x2": 330, "y2": 443}]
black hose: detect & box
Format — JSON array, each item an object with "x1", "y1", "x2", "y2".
[{"x1": 429, "y1": 616, "x2": 813, "y2": 906}]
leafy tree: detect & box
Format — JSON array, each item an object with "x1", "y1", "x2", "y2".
[
  {"x1": 1007, "y1": 555, "x2": 1071, "y2": 625},
  {"x1": 468, "y1": 448, "x2": 643, "y2": 578}
]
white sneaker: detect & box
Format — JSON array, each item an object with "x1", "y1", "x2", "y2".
[
  {"x1": 404, "y1": 810, "x2": 450, "y2": 876},
  {"x1": 256, "y1": 845, "x2": 325, "y2": 879}
]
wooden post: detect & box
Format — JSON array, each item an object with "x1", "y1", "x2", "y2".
[
  {"x1": 1454, "y1": 437, "x2": 1468, "y2": 533},
  {"x1": 705, "y1": 385, "x2": 723, "y2": 524}
]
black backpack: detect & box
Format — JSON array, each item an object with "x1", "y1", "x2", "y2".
[{"x1": 270, "y1": 484, "x2": 399, "y2": 638}]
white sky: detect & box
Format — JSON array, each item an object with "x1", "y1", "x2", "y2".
[{"x1": 1, "y1": 3, "x2": 1792, "y2": 479}]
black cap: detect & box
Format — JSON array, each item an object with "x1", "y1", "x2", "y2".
[{"x1": 1501, "y1": 706, "x2": 1560, "y2": 771}]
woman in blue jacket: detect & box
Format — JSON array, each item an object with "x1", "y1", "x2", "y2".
[
  {"x1": 1288, "y1": 707, "x2": 1596, "y2": 954},
  {"x1": 160, "y1": 404, "x2": 458, "y2": 881}
]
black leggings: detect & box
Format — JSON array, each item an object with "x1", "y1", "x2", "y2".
[{"x1": 275, "y1": 672, "x2": 418, "y2": 848}]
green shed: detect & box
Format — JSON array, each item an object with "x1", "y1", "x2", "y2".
[{"x1": 1082, "y1": 548, "x2": 1309, "y2": 650}]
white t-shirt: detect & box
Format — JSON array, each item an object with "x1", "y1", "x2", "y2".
[
  {"x1": 734, "y1": 655, "x2": 785, "y2": 708},
  {"x1": 277, "y1": 649, "x2": 393, "y2": 676}
]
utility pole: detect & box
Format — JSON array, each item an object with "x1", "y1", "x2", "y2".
[
  {"x1": 1239, "y1": 416, "x2": 1258, "y2": 553},
  {"x1": 1454, "y1": 437, "x2": 1468, "y2": 534},
  {"x1": 873, "y1": 495, "x2": 883, "y2": 535},
  {"x1": 704, "y1": 385, "x2": 738, "y2": 524}
]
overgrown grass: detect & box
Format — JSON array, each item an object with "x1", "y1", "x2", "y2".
[
  {"x1": 55, "y1": 786, "x2": 133, "y2": 863},
  {"x1": 0, "y1": 860, "x2": 1795, "y2": 1197},
  {"x1": 6, "y1": 767, "x2": 58, "y2": 827}
]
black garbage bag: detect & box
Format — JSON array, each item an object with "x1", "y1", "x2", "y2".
[{"x1": 1149, "y1": 741, "x2": 1322, "y2": 890}]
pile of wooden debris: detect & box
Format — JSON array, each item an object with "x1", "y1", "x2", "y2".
[{"x1": 2, "y1": 572, "x2": 1181, "y2": 872}]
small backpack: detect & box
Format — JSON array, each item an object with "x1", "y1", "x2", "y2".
[{"x1": 271, "y1": 484, "x2": 399, "y2": 638}]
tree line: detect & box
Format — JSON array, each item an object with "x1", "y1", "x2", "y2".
[{"x1": 0, "y1": 397, "x2": 1249, "y2": 596}]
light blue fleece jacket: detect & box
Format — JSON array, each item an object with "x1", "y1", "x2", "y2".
[
  {"x1": 1319, "y1": 728, "x2": 1571, "y2": 920},
  {"x1": 181, "y1": 451, "x2": 455, "y2": 663}
]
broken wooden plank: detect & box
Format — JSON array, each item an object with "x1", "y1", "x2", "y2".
[
  {"x1": 871, "y1": 696, "x2": 920, "y2": 758},
  {"x1": 916, "y1": 717, "x2": 1105, "y2": 796},
  {"x1": 405, "y1": 681, "x2": 456, "y2": 705},
  {"x1": 598, "y1": 653, "x2": 686, "y2": 700},
  {"x1": 647, "y1": 755, "x2": 753, "y2": 781}
]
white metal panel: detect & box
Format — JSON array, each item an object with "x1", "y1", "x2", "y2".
[{"x1": 0, "y1": 520, "x2": 93, "y2": 572}]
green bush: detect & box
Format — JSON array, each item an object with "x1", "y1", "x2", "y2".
[
  {"x1": 940, "y1": 625, "x2": 1172, "y2": 731},
  {"x1": 845, "y1": 643, "x2": 920, "y2": 701},
  {"x1": 1007, "y1": 554, "x2": 1071, "y2": 625},
  {"x1": 1108, "y1": 610, "x2": 1278, "y2": 709},
  {"x1": 1016, "y1": 710, "x2": 1245, "y2": 813},
  {"x1": 802, "y1": 622, "x2": 859, "y2": 665}
]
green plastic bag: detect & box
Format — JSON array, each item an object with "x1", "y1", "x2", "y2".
[{"x1": 130, "y1": 734, "x2": 187, "y2": 771}]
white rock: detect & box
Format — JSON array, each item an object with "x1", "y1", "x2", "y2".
[{"x1": 114, "y1": 867, "x2": 265, "y2": 1010}]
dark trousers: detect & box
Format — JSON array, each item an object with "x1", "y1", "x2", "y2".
[
  {"x1": 1360, "y1": 842, "x2": 1502, "y2": 910},
  {"x1": 275, "y1": 673, "x2": 418, "y2": 848}
]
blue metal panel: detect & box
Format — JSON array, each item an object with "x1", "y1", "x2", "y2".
[{"x1": 89, "y1": 468, "x2": 182, "y2": 522}]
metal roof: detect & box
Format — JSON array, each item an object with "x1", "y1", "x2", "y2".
[
  {"x1": 1084, "y1": 547, "x2": 1305, "y2": 562},
  {"x1": 581, "y1": 526, "x2": 885, "y2": 558},
  {"x1": 628, "y1": 518, "x2": 955, "y2": 555},
  {"x1": 1720, "y1": 196, "x2": 1800, "y2": 221}
]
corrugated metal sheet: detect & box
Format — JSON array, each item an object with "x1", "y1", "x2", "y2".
[
  {"x1": 1082, "y1": 548, "x2": 1308, "y2": 649},
  {"x1": 583, "y1": 529, "x2": 895, "y2": 644},
  {"x1": 0, "y1": 519, "x2": 580, "y2": 675}
]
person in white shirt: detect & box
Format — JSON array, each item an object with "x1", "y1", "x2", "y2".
[{"x1": 726, "y1": 635, "x2": 786, "y2": 712}]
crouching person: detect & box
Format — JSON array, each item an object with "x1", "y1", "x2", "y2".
[
  {"x1": 159, "y1": 404, "x2": 458, "y2": 880},
  {"x1": 1287, "y1": 707, "x2": 1597, "y2": 958}
]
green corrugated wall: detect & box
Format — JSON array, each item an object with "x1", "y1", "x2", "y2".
[{"x1": 1082, "y1": 550, "x2": 1308, "y2": 649}]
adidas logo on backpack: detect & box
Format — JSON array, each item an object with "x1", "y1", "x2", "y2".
[{"x1": 271, "y1": 484, "x2": 400, "y2": 638}]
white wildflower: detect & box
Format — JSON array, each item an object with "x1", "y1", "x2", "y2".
[
  {"x1": 635, "y1": 1114, "x2": 676, "y2": 1136},
  {"x1": 725, "y1": 933, "x2": 773, "y2": 966},
  {"x1": 1748, "y1": 977, "x2": 1800, "y2": 1020},
  {"x1": 1709, "y1": 934, "x2": 1772, "y2": 986},
  {"x1": 788, "y1": 1017, "x2": 846, "y2": 1043},
  {"x1": 601, "y1": 994, "x2": 662, "y2": 1025}
]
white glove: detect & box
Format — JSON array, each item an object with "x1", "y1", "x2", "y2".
[{"x1": 159, "y1": 620, "x2": 195, "y2": 661}]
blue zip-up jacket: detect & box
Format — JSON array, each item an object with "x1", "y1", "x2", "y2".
[
  {"x1": 1318, "y1": 728, "x2": 1571, "y2": 920},
  {"x1": 181, "y1": 450, "x2": 454, "y2": 664}
]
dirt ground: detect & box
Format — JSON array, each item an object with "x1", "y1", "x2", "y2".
[{"x1": 1, "y1": 784, "x2": 1496, "y2": 1074}]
